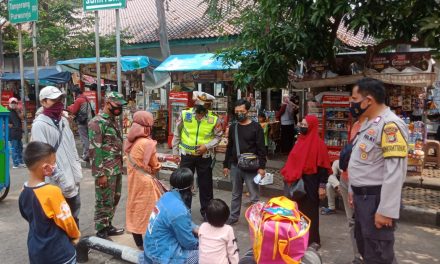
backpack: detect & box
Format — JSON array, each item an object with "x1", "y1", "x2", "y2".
[
  {"x1": 246, "y1": 196, "x2": 310, "y2": 264},
  {"x1": 75, "y1": 98, "x2": 95, "y2": 125}
]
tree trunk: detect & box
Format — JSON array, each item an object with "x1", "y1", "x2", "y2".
[{"x1": 43, "y1": 49, "x2": 50, "y2": 66}]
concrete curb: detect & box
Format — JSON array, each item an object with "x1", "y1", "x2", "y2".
[
  {"x1": 76, "y1": 236, "x2": 140, "y2": 263},
  {"x1": 400, "y1": 205, "x2": 440, "y2": 227}
]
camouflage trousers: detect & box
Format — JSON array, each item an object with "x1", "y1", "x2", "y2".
[{"x1": 94, "y1": 174, "x2": 122, "y2": 231}]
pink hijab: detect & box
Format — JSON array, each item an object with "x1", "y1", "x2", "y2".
[{"x1": 124, "y1": 111, "x2": 157, "y2": 165}]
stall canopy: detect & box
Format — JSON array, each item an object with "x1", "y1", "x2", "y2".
[
  {"x1": 0, "y1": 68, "x2": 72, "y2": 85},
  {"x1": 57, "y1": 56, "x2": 161, "y2": 72},
  {"x1": 154, "y1": 53, "x2": 241, "y2": 72}
]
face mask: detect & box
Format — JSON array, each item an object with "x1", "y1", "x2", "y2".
[
  {"x1": 236, "y1": 113, "x2": 247, "y2": 122},
  {"x1": 349, "y1": 98, "x2": 369, "y2": 118},
  {"x1": 43, "y1": 163, "x2": 57, "y2": 177},
  {"x1": 9, "y1": 103, "x2": 16, "y2": 109},
  {"x1": 195, "y1": 104, "x2": 207, "y2": 114},
  {"x1": 109, "y1": 104, "x2": 123, "y2": 116},
  {"x1": 299, "y1": 127, "x2": 308, "y2": 135}
]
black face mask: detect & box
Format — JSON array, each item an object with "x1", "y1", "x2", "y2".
[
  {"x1": 349, "y1": 99, "x2": 369, "y2": 118},
  {"x1": 109, "y1": 104, "x2": 123, "y2": 116},
  {"x1": 236, "y1": 113, "x2": 247, "y2": 122},
  {"x1": 195, "y1": 104, "x2": 207, "y2": 114},
  {"x1": 299, "y1": 127, "x2": 308, "y2": 135}
]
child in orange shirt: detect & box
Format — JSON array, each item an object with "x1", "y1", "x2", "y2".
[{"x1": 19, "y1": 141, "x2": 81, "y2": 264}]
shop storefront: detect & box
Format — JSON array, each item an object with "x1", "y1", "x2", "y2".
[
  {"x1": 57, "y1": 56, "x2": 165, "y2": 139},
  {"x1": 0, "y1": 68, "x2": 72, "y2": 134},
  {"x1": 291, "y1": 50, "x2": 438, "y2": 173},
  {"x1": 154, "y1": 53, "x2": 240, "y2": 150}
]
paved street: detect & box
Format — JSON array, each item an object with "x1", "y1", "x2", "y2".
[{"x1": 1, "y1": 167, "x2": 439, "y2": 264}]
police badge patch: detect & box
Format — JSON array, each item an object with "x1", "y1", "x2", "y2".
[
  {"x1": 384, "y1": 125, "x2": 398, "y2": 143},
  {"x1": 184, "y1": 112, "x2": 192, "y2": 122}
]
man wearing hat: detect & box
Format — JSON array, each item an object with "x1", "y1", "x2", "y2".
[
  {"x1": 31, "y1": 86, "x2": 83, "y2": 225},
  {"x1": 172, "y1": 91, "x2": 223, "y2": 218},
  {"x1": 89, "y1": 91, "x2": 127, "y2": 239},
  {"x1": 7, "y1": 97, "x2": 25, "y2": 168}
]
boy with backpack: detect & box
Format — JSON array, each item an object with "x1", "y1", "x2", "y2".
[
  {"x1": 19, "y1": 141, "x2": 81, "y2": 264},
  {"x1": 67, "y1": 86, "x2": 95, "y2": 162}
]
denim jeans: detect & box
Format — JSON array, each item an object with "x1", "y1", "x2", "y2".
[
  {"x1": 78, "y1": 124, "x2": 89, "y2": 160},
  {"x1": 9, "y1": 139, "x2": 23, "y2": 167}
]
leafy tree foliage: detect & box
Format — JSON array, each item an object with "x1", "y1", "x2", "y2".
[{"x1": 206, "y1": 0, "x2": 440, "y2": 89}]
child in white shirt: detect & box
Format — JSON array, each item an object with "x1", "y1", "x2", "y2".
[{"x1": 199, "y1": 199, "x2": 239, "y2": 264}]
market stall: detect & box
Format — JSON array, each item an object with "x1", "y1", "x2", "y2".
[
  {"x1": 154, "y1": 53, "x2": 240, "y2": 150},
  {"x1": 0, "y1": 67, "x2": 72, "y2": 133},
  {"x1": 57, "y1": 56, "x2": 165, "y2": 139}
]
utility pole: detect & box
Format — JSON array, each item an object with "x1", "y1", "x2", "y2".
[
  {"x1": 32, "y1": 22, "x2": 39, "y2": 106},
  {"x1": 155, "y1": 0, "x2": 170, "y2": 59}
]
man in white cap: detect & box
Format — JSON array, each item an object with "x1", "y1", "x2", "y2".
[
  {"x1": 31, "y1": 86, "x2": 83, "y2": 226},
  {"x1": 172, "y1": 91, "x2": 223, "y2": 219},
  {"x1": 7, "y1": 97, "x2": 25, "y2": 168}
]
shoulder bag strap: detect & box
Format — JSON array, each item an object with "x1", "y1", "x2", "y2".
[
  {"x1": 53, "y1": 121, "x2": 65, "y2": 151},
  {"x1": 234, "y1": 123, "x2": 241, "y2": 156},
  {"x1": 127, "y1": 151, "x2": 168, "y2": 193}
]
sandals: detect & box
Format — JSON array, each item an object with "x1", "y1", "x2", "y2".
[{"x1": 320, "y1": 207, "x2": 337, "y2": 215}]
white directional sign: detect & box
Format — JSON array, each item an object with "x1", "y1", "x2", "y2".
[{"x1": 83, "y1": 0, "x2": 126, "y2": 12}]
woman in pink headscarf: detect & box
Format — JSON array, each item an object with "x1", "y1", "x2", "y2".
[{"x1": 124, "y1": 111, "x2": 162, "y2": 249}]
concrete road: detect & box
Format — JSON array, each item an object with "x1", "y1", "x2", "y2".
[{"x1": 1, "y1": 167, "x2": 439, "y2": 264}]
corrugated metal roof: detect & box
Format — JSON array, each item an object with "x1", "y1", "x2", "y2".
[
  {"x1": 336, "y1": 22, "x2": 377, "y2": 47},
  {"x1": 96, "y1": 0, "x2": 240, "y2": 45}
]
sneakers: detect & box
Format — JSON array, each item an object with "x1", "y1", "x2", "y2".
[
  {"x1": 12, "y1": 166, "x2": 19, "y2": 169},
  {"x1": 320, "y1": 207, "x2": 337, "y2": 215},
  {"x1": 12, "y1": 164, "x2": 26, "y2": 169},
  {"x1": 352, "y1": 257, "x2": 364, "y2": 264}
]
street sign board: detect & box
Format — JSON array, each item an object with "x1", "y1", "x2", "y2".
[
  {"x1": 83, "y1": 0, "x2": 127, "y2": 12},
  {"x1": 8, "y1": 0, "x2": 38, "y2": 24}
]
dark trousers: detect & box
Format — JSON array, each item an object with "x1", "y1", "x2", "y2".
[
  {"x1": 281, "y1": 124, "x2": 295, "y2": 153},
  {"x1": 353, "y1": 192, "x2": 397, "y2": 264},
  {"x1": 284, "y1": 173, "x2": 321, "y2": 246},
  {"x1": 132, "y1": 233, "x2": 143, "y2": 248},
  {"x1": 66, "y1": 190, "x2": 81, "y2": 227},
  {"x1": 179, "y1": 155, "x2": 213, "y2": 216}
]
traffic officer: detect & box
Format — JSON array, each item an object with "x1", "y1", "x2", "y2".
[
  {"x1": 348, "y1": 78, "x2": 408, "y2": 263},
  {"x1": 89, "y1": 91, "x2": 127, "y2": 239},
  {"x1": 172, "y1": 91, "x2": 223, "y2": 218}
]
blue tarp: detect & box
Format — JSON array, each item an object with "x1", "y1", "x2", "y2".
[
  {"x1": 57, "y1": 56, "x2": 161, "y2": 72},
  {"x1": 154, "y1": 53, "x2": 240, "y2": 72},
  {"x1": 0, "y1": 68, "x2": 72, "y2": 84}
]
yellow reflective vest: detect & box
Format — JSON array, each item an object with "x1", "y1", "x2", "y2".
[{"x1": 180, "y1": 108, "x2": 218, "y2": 154}]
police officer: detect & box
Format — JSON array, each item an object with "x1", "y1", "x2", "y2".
[
  {"x1": 348, "y1": 78, "x2": 408, "y2": 263},
  {"x1": 89, "y1": 91, "x2": 127, "y2": 239},
  {"x1": 172, "y1": 91, "x2": 223, "y2": 218}
]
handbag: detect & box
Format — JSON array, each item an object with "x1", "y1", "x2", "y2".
[
  {"x1": 339, "y1": 132, "x2": 359, "y2": 171},
  {"x1": 127, "y1": 152, "x2": 169, "y2": 194},
  {"x1": 235, "y1": 123, "x2": 260, "y2": 172},
  {"x1": 288, "y1": 178, "x2": 306, "y2": 201}
]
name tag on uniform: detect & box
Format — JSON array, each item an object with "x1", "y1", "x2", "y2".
[{"x1": 381, "y1": 122, "x2": 408, "y2": 158}]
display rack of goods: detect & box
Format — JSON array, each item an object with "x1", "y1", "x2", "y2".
[
  {"x1": 407, "y1": 121, "x2": 426, "y2": 175},
  {"x1": 321, "y1": 95, "x2": 351, "y2": 161},
  {"x1": 307, "y1": 101, "x2": 323, "y2": 133},
  {"x1": 152, "y1": 110, "x2": 168, "y2": 144}
]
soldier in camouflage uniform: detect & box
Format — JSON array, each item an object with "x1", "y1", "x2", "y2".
[{"x1": 88, "y1": 91, "x2": 127, "y2": 239}]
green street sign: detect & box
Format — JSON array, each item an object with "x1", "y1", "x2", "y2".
[
  {"x1": 83, "y1": 0, "x2": 127, "y2": 12},
  {"x1": 8, "y1": 0, "x2": 39, "y2": 24}
]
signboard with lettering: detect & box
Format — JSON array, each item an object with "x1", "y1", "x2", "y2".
[
  {"x1": 83, "y1": 0, "x2": 127, "y2": 12},
  {"x1": 8, "y1": 0, "x2": 38, "y2": 24}
]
